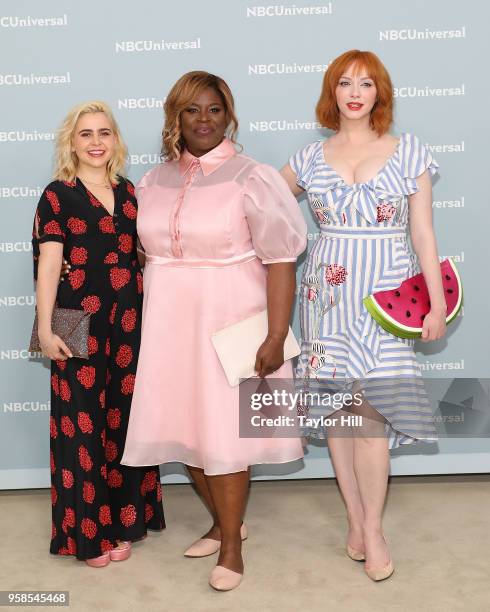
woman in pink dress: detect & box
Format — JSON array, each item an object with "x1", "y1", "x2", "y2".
[{"x1": 121, "y1": 71, "x2": 307, "y2": 590}]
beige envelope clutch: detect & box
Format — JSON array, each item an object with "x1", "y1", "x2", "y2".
[{"x1": 211, "y1": 309, "x2": 301, "y2": 387}]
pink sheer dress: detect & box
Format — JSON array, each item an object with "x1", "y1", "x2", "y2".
[{"x1": 121, "y1": 139, "x2": 307, "y2": 475}]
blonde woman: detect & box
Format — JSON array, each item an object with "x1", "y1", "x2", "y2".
[
  {"x1": 32, "y1": 101, "x2": 164, "y2": 568},
  {"x1": 121, "y1": 72, "x2": 307, "y2": 591}
]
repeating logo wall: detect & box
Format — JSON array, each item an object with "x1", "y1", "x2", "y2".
[{"x1": 0, "y1": 0, "x2": 487, "y2": 488}]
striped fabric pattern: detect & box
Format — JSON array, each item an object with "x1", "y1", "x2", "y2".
[{"x1": 290, "y1": 133, "x2": 439, "y2": 448}]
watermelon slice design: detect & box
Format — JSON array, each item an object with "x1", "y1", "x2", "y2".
[{"x1": 363, "y1": 259, "x2": 463, "y2": 339}]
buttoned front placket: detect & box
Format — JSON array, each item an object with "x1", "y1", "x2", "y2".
[{"x1": 170, "y1": 158, "x2": 201, "y2": 258}]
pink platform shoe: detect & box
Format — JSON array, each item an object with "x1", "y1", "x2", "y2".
[
  {"x1": 109, "y1": 541, "x2": 132, "y2": 562},
  {"x1": 85, "y1": 552, "x2": 111, "y2": 568},
  {"x1": 209, "y1": 565, "x2": 243, "y2": 591},
  {"x1": 184, "y1": 524, "x2": 248, "y2": 558}
]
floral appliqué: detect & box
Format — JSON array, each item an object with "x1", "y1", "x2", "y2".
[{"x1": 376, "y1": 203, "x2": 397, "y2": 222}]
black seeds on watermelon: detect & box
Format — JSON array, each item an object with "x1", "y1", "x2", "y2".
[
  {"x1": 406, "y1": 311, "x2": 411, "y2": 317},
  {"x1": 414, "y1": 285, "x2": 420, "y2": 291},
  {"x1": 387, "y1": 303, "x2": 393, "y2": 309},
  {"x1": 411, "y1": 297, "x2": 417, "y2": 303},
  {"x1": 395, "y1": 291, "x2": 401, "y2": 297},
  {"x1": 447, "y1": 288, "x2": 453, "y2": 294},
  {"x1": 445, "y1": 274, "x2": 451, "y2": 280}
]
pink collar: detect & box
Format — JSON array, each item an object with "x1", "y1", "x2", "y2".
[{"x1": 179, "y1": 138, "x2": 237, "y2": 177}]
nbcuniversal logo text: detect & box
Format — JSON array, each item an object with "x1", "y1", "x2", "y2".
[
  {"x1": 250, "y1": 119, "x2": 322, "y2": 132},
  {"x1": 118, "y1": 98, "x2": 165, "y2": 110},
  {"x1": 0, "y1": 131, "x2": 55, "y2": 142},
  {"x1": 0, "y1": 295, "x2": 35, "y2": 307},
  {"x1": 3, "y1": 401, "x2": 50, "y2": 413},
  {"x1": 379, "y1": 26, "x2": 466, "y2": 41},
  {"x1": 419, "y1": 359, "x2": 465, "y2": 371},
  {"x1": 128, "y1": 153, "x2": 163, "y2": 166},
  {"x1": 394, "y1": 84, "x2": 465, "y2": 98},
  {"x1": 0, "y1": 349, "x2": 43, "y2": 360},
  {"x1": 0, "y1": 186, "x2": 42, "y2": 198},
  {"x1": 0, "y1": 242, "x2": 32, "y2": 253},
  {"x1": 248, "y1": 62, "x2": 329, "y2": 76},
  {"x1": 426, "y1": 141, "x2": 464, "y2": 154},
  {"x1": 246, "y1": 3, "x2": 333, "y2": 17},
  {"x1": 0, "y1": 72, "x2": 71, "y2": 86},
  {"x1": 115, "y1": 39, "x2": 201, "y2": 53},
  {"x1": 433, "y1": 196, "x2": 465, "y2": 209},
  {"x1": 0, "y1": 15, "x2": 68, "y2": 28}
]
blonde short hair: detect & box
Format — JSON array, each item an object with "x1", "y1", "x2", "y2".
[
  {"x1": 53, "y1": 101, "x2": 127, "y2": 184},
  {"x1": 162, "y1": 71, "x2": 239, "y2": 160}
]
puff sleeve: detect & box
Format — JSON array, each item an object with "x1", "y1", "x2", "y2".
[
  {"x1": 33, "y1": 184, "x2": 67, "y2": 245},
  {"x1": 400, "y1": 133, "x2": 439, "y2": 195},
  {"x1": 243, "y1": 163, "x2": 307, "y2": 264},
  {"x1": 288, "y1": 140, "x2": 321, "y2": 190}
]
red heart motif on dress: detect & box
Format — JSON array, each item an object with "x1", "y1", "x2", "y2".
[
  {"x1": 99, "y1": 215, "x2": 115, "y2": 234},
  {"x1": 70, "y1": 246, "x2": 88, "y2": 265},
  {"x1": 123, "y1": 200, "x2": 137, "y2": 219},
  {"x1": 110, "y1": 267, "x2": 131, "y2": 290},
  {"x1": 67, "y1": 217, "x2": 87, "y2": 234},
  {"x1": 46, "y1": 190, "x2": 61, "y2": 214},
  {"x1": 68, "y1": 269, "x2": 85, "y2": 290}
]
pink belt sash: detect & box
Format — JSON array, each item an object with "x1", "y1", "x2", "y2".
[{"x1": 145, "y1": 249, "x2": 258, "y2": 269}]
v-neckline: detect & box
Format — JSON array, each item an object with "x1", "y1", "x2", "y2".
[
  {"x1": 77, "y1": 177, "x2": 117, "y2": 217},
  {"x1": 320, "y1": 134, "x2": 404, "y2": 188}
]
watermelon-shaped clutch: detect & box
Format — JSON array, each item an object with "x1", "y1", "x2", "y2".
[{"x1": 363, "y1": 259, "x2": 462, "y2": 339}]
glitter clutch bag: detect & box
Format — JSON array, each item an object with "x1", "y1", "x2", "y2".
[{"x1": 29, "y1": 307, "x2": 91, "y2": 359}]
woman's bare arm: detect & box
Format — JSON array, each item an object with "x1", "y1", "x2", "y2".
[
  {"x1": 255, "y1": 262, "x2": 296, "y2": 377},
  {"x1": 36, "y1": 242, "x2": 72, "y2": 359},
  {"x1": 408, "y1": 170, "x2": 446, "y2": 341},
  {"x1": 280, "y1": 164, "x2": 304, "y2": 197}
]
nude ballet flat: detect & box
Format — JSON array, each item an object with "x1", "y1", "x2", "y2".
[
  {"x1": 209, "y1": 565, "x2": 243, "y2": 591},
  {"x1": 109, "y1": 541, "x2": 131, "y2": 562},
  {"x1": 184, "y1": 523, "x2": 248, "y2": 558},
  {"x1": 364, "y1": 559, "x2": 394, "y2": 582},
  {"x1": 346, "y1": 544, "x2": 366, "y2": 561},
  {"x1": 85, "y1": 552, "x2": 111, "y2": 568}
]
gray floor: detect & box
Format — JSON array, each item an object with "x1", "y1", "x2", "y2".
[{"x1": 0, "y1": 476, "x2": 489, "y2": 612}]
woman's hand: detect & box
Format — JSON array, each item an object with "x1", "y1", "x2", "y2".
[
  {"x1": 254, "y1": 335, "x2": 285, "y2": 378},
  {"x1": 39, "y1": 330, "x2": 72, "y2": 360},
  {"x1": 420, "y1": 307, "x2": 447, "y2": 342},
  {"x1": 60, "y1": 259, "x2": 70, "y2": 281}
]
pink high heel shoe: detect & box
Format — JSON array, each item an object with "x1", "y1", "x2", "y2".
[
  {"x1": 109, "y1": 541, "x2": 132, "y2": 562},
  {"x1": 85, "y1": 552, "x2": 111, "y2": 568},
  {"x1": 209, "y1": 565, "x2": 243, "y2": 591},
  {"x1": 364, "y1": 534, "x2": 394, "y2": 581},
  {"x1": 184, "y1": 524, "x2": 248, "y2": 558}
]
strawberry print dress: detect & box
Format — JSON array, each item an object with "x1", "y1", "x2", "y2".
[
  {"x1": 32, "y1": 177, "x2": 165, "y2": 561},
  {"x1": 290, "y1": 133, "x2": 439, "y2": 448}
]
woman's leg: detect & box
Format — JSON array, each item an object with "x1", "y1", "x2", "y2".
[
  {"x1": 186, "y1": 465, "x2": 220, "y2": 539},
  {"x1": 205, "y1": 470, "x2": 249, "y2": 573},
  {"x1": 351, "y1": 400, "x2": 391, "y2": 568},
  {"x1": 326, "y1": 413, "x2": 365, "y2": 552}
]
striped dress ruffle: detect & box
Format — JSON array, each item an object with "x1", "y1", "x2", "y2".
[{"x1": 290, "y1": 133, "x2": 439, "y2": 448}]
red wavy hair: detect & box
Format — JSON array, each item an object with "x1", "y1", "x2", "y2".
[{"x1": 316, "y1": 50, "x2": 393, "y2": 136}]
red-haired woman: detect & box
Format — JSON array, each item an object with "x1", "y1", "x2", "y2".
[{"x1": 281, "y1": 50, "x2": 446, "y2": 581}]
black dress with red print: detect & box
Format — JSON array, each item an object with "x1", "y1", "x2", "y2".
[{"x1": 32, "y1": 177, "x2": 165, "y2": 560}]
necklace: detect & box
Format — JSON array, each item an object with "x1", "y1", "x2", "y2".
[{"x1": 78, "y1": 176, "x2": 112, "y2": 189}]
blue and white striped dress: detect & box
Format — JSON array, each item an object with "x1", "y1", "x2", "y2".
[{"x1": 290, "y1": 133, "x2": 438, "y2": 448}]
